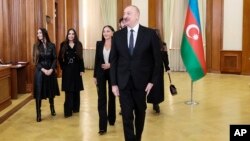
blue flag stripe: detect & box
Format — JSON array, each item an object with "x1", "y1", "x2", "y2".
[{"x1": 189, "y1": 0, "x2": 201, "y2": 26}]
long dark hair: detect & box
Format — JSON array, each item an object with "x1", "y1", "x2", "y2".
[
  {"x1": 34, "y1": 28, "x2": 52, "y2": 64},
  {"x1": 60, "y1": 28, "x2": 83, "y2": 60},
  {"x1": 101, "y1": 25, "x2": 115, "y2": 42},
  {"x1": 36, "y1": 27, "x2": 51, "y2": 44}
]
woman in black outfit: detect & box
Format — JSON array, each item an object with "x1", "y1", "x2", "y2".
[
  {"x1": 58, "y1": 28, "x2": 85, "y2": 118},
  {"x1": 93, "y1": 25, "x2": 116, "y2": 135},
  {"x1": 33, "y1": 27, "x2": 60, "y2": 122},
  {"x1": 147, "y1": 29, "x2": 170, "y2": 113}
]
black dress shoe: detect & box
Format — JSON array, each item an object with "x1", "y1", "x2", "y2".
[
  {"x1": 153, "y1": 104, "x2": 160, "y2": 113},
  {"x1": 98, "y1": 130, "x2": 107, "y2": 135}
]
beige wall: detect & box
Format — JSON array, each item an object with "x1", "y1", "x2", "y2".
[
  {"x1": 223, "y1": 0, "x2": 243, "y2": 50},
  {"x1": 132, "y1": 0, "x2": 148, "y2": 27},
  {"x1": 79, "y1": 0, "x2": 103, "y2": 49}
]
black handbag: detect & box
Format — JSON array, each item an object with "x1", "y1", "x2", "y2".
[{"x1": 168, "y1": 72, "x2": 177, "y2": 96}]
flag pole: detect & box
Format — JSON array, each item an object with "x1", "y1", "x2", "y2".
[{"x1": 185, "y1": 80, "x2": 199, "y2": 105}]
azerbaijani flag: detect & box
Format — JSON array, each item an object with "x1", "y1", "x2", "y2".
[{"x1": 181, "y1": 0, "x2": 206, "y2": 82}]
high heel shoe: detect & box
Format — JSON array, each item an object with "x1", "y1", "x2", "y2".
[
  {"x1": 36, "y1": 99, "x2": 42, "y2": 122},
  {"x1": 50, "y1": 105, "x2": 56, "y2": 116},
  {"x1": 49, "y1": 99, "x2": 56, "y2": 116},
  {"x1": 153, "y1": 104, "x2": 160, "y2": 113},
  {"x1": 36, "y1": 110, "x2": 42, "y2": 122}
]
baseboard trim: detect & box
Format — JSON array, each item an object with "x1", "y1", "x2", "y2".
[{"x1": 0, "y1": 94, "x2": 32, "y2": 124}]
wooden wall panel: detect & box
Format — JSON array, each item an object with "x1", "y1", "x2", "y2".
[
  {"x1": 56, "y1": 0, "x2": 67, "y2": 44},
  {"x1": 25, "y1": 0, "x2": 36, "y2": 90},
  {"x1": 117, "y1": 0, "x2": 123, "y2": 23},
  {"x1": 0, "y1": 0, "x2": 3, "y2": 60},
  {"x1": 206, "y1": 0, "x2": 212, "y2": 73},
  {"x1": 9, "y1": 0, "x2": 19, "y2": 62},
  {"x1": 211, "y1": 0, "x2": 223, "y2": 72},
  {"x1": 220, "y1": 51, "x2": 242, "y2": 74},
  {"x1": 1, "y1": 0, "x2": 11, "y2": 62},
  {"x1": 56, "y1": 0, "x2": 65, "y2": 77},
  {"x1": 4, "y1": 0, "x2": 27, "y2": 63},
  {"x1": 242, "y1": 0, "x2": 250, "y2": 75},
  {"x1": 206, "y1": 0, "x2": 223, "y2": 73},
  {"x1": 34, "y1": 0, "x2": 43, "y2": 29},
  {"x1": 47, "y1": 0, "x2": 55, "y2": 42},
  {"x1": 8, "y1": 0, "x2": 28, "y2": 63},
  {"x1": 66, "y1": 0, "x2": 79, "y2": 33},
  {"x1": 0, "y1": 67, "x2": 12, "y2": 112},
  {"x1": 56, "y1": 0, "x2": 65, "y2": 50},
  {"x1": 117, "y1": 0, "x2": 131, "y2": 29},
  {"x1": 20, "y1": 0, "x2": 27, "y2": 61},
  {"x1": 8, "y1": 0, "x2": 31, "y2": 90},
  {"x1": 148, "y1": 0, "x2": 163, "y2": 38},
  {"x1": 148, "y1": 0, "x2": 156, "y2": 28}
]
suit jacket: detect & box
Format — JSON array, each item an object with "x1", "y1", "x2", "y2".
[
  {"x1": 93, "y1": 41, "x2": 109, "y2": 80},
  {"x1": 110, "y1": 25, "x2": 162, "y2": 90}
]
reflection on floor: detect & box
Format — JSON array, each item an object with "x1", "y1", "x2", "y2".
[{"x1": 0, "y1": 70, "x2": 250, "y2": 141}]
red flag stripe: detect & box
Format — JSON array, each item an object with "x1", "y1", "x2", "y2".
[{"x1": 184, "y1": 7, "x2": 206, "y2": 73}]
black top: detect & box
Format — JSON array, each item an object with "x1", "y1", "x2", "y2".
[
  {"x1": 58, "y1": 43, "x2": 85, "y2": 92},
  {"x1": 33, "y1": 42, "x2": 60, "y2": 99}
]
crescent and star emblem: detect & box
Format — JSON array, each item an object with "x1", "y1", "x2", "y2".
[{"x1": 186, "y1": 24, "x2": 200, "y2": 40}]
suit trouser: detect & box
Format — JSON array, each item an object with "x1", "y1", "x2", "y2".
[
  {"x1": 119, "y1": 78, "x2": 147, "y2": 141},
  {"x1": 64, "y1": 91, "x2": 80, "y2": 116},
  {"x1": 97, "y1": 73, "x2": 116, "y2": 131}
]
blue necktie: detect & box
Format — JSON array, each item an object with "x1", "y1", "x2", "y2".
[{"x1": 129, "y1": 29, "x2": 134, "y2": 55}]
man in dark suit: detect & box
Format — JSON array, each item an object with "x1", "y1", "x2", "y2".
[{"x1": 110, "y1": 5, "x2": 162, "y2": 141}]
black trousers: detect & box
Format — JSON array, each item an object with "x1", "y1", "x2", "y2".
[
  {"x1": 119, "y1": 77, "x2": 147, "y2": 141},
  {"x1": 97, "y1": 71, "x2": 116, "y2": 131},
  {"x1": 64, "y1": 91, "x2": 80, "y2": 116}
]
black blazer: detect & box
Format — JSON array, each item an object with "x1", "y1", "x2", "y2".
[
  {"x1": 110, "y1": 25, "x2": 162, "y2": 90},
  {"x1": 93, "y1": 41, "x2": 109, "y2": 79}
]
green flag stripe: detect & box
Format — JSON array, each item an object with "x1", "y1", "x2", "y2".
[{"x1": 181, "y1": 35, "x2": 205, "y2": 81}]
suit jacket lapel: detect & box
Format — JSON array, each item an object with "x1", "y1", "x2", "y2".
[
  {"x1": 120, "y1": 28, "x2": 130, "y2": 55},
  {"x1": 99, "y1": 41, "x2": 105, "y2": 63},
  {"x1": 133, "y1": 25, "x2": 144, "y2": 55}
]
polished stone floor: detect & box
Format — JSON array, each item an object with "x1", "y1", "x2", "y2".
[{"x1": 0, "y1": 70, "x2": 250, "y2": 141}]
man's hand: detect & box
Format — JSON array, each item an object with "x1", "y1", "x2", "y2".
[
  {"x1": 101, "y1": 63, "x2": 110, "y2": 70},
  {"x1": 145, "y1": 83, "x2": 153, "y2": 96},
  {"x1": 112, "y1": 85, "x2": 120, "y2": 96},
  {"x1": 93, "y1": 77, "x2": 97, "y2": 85},
  {"x1": 80, "y1": 71, "x2": 84, "y2": 76}
]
